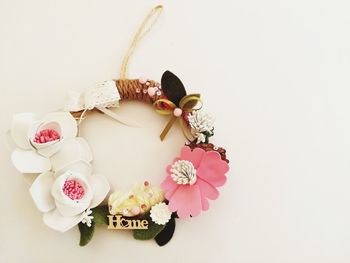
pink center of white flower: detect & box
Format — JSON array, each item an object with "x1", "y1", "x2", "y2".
[
  {"x1": 62, "y1": 180, "x2": 85, "y2": 200},
  {"x1": 33, "y1": 129, "x2": 60, "y2": 144}
]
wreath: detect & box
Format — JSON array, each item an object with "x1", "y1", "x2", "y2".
[{"x1": 6, "y1": 5, "x2": 230, "y2": 247}]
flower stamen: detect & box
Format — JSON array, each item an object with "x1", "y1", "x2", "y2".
[
  {"x1": 62, "y1": 180, "x2": 85, "y2": 200},
  {"x1": 34, "y1": 129, "x2": 61, "y2": 144},
  {"x1": 170, "y1": 160, "x2": 197, "y2": 185}
]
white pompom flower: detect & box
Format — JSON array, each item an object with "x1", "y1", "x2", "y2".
[
  {"x1": 150, "y1": 202, "x2": 172, "y2": 225},
  {"x1": 188, "y1": 110, "x2": 214, "y2": 144}
]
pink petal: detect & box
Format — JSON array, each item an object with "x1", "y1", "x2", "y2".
[
  {"x1": 166, "y1": 158, "x2": 180, "y2": 174},
  {"x1": 168, "y1": 185, "x2": 202, "y2": 218},
  {"x1": 196, "y1": 178, "x2": 219, "y2": 200},
  {"x1": 180, "y1": 146, "x2": 205, "y2": 168},
  {"x1": 201, "y1": 195, "x2": 210, "y2": 211},
  {"x1": 196, "y1": 178, "x2": 219, "y2": 211},
  {"x1": 165, "y1": 164, "x2": 172, "y2": 174},
  {"x1": 160, "y1": 175, "x2": 179, "y2": 200},
  {"x1": 197, "y1": 151, "x2": 229, "y2": 187}
]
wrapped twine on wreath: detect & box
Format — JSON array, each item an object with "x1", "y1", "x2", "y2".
[
  {"x1": 70, "y1": 5, "x2": 203, "y2": 143},
  {"x1": 115, "y1": 5, "x2": 165, "y2": 103},
  {"x1": 71, "y1": 5, "x2": 164, "y2": 118},
  {"x1": 115, "y1": 79, "x2": 164, "y2": 103}
]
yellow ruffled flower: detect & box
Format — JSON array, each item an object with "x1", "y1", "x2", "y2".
[{"x1": 108, "y1": 181, "x2": 165, "y2": 217}]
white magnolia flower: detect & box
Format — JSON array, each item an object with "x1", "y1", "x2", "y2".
[
  {"x1": 150, "y1": 202, "x2": 172, "y2": 225},
  {"x1": 30, "y1": 161, "x2": 110, "y2": 232},
  {"x1": 188, "y1": 110, "x2": 214, "y2": 144},
  {"x1": 7, "y1": 112, "x2": 77, "y2": 174}
]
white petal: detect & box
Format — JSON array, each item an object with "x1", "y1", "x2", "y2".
[
  {"x1": 51, "y1": 171, "x2": 92, "y2": 217},
  {"x1": 36, "y1": 140, "x2": 64, "y2": 157},
  {"x1": 88, "y1": 174, "x2": 110, "y2": 208},
  {"x1": 11, "y1": 113, "x2": 38, "y2": 149},
  {"x1": 54, "y1": 199, "x2": 90, "y2": 217},
  {"x1": 43, "y1": 209, "x2": 84, "y2": 232},
  {"x1": 11, "y1": 149, "x2": 51, "y2": 174},
  {"x1": 51, "y1": 138, "x2": 93, "y2": 173},
  {"x1": 29, "y1": 171, "x2": 55, "y2": 212},
  {"x1": 75, "y1": 137, "x2": 93, "y2": 162},
  {"x1": 43, "y1": 112, "x2": 77, "y2": 140},
  {"x1": 54, "y1": 160, "x2": 92, "y2": 178},
  {"x1": 5, "y1": 130, "x2": 16, "y2": 152}
]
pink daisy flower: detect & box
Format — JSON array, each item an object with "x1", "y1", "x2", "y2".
[{"x1": 161, "y1": 146, "x2": 229, "y2": 218}]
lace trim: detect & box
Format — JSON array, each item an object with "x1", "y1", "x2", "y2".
[{"x1": 84, "y1": 80, "x2": 120, "y2": 110}]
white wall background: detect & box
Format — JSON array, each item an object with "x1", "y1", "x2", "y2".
[{"x1": 0, "y1": 0, "x2": 349, "y2": 262}]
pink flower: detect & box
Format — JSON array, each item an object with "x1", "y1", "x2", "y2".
[{"x1": 161, "y1": 146, "x2": 229, "y2": 218}]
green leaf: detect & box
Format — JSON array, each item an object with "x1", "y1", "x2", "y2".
[
  {"x1": 155, "y1": 216, "x2": 176, "y2": 246},
  {"x1": 133, "y1": 221, "x2": 165, "y2": 240},
  {"x1": 78, "y1": 222, "x2": 95, "y2": 246},
  {"x1": 91, "y1": 205, "x2": 109, "y2": 225}
]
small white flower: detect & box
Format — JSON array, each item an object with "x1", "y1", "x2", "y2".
[
  {"x1": 150, "y1": 202, "x2": 172, "y2": 225},
  {"x1": 194, "y1": 132, "x2": 206, "y2": 144},
  {"x1": 188, "y1": 110, "x2": 214, "y2": 133},
  {"x1": 81, "y1": 209, "x2": 94, "y2": 227},
  {"x1": 170, "y1": 160, "x2": 197, "y2": 185},
  {"x1": 188, "y1": 110, "x2": 214, "y2": 144}
]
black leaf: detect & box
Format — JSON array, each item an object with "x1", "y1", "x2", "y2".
[
  {"x1": 161, "y1": 70, "x2": 187, "y2": 106},
  {"x1": 154, "y1": 216, "x2": 176, "y2": 246}
]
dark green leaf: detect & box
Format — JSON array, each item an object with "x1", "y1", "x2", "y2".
[
  {"x1": 161, "y1": 70, "x2": 187, "y2": 106},
  {"x1": 78, "y1": 222, "x2": 95, "y2": 246},
  {"x1": 155, "y1": 216, "x2": 176, "y2": 246},
  {"x1": 91, "y1": 205, "x2": 109, "y2": 225},
  {"x1": 133, "y1": 221, "x2": 165, "y2": 240}
]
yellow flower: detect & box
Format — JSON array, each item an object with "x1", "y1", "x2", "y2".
[{"x1": 108, "y1": 181, "x2": 165, "y2": 217}]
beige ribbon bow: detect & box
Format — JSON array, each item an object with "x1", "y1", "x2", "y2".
[{"x1": 153, "y1": 94, "x2": 201, "y2": 141}]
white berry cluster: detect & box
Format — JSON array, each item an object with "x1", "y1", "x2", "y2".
[{"x1": 188, "y1": 110, "x2": 214, "y2": 143}]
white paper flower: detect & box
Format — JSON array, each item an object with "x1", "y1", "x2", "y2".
[
  {"x1": 150, "y1": 202, "x2": 172, "y2": 225},
  {"x1": 29, "y1": 161, "x2": 110, "y2": 232},
  {"x1": 8, "y1": 112, "x2": 77, "y2": 174},
  {"x1": 188, "y1": 110, "x2": 214, "y2": 144}
]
